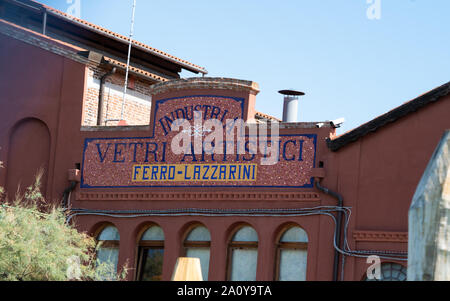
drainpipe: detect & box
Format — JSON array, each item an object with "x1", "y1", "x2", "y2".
[
  {"x1": 315, "y1": 178, "x2": 344, "y2": 281},
  {"x1": 97, "y1": 67, "x2": 117, "y2": 126},
  {"x1": 63, "y1": 169, "x2": 81, "y2": 208},
  {"x1": 62, "y1": 181, "x2": 77, "y2": 208}
]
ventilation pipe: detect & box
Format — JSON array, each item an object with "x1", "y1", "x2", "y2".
[
  {"x1": 279, "y1": 90, "x2": 305, "y2": 123},
  {"x1": 42, "y1": 8, "x2": 47, "y2": 35}
]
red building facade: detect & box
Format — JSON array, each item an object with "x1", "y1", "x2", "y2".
[{"x1": 1, "y1": 0, "x2": 450, "y2": 281}]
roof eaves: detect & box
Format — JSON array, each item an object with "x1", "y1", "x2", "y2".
[
  {"x1": 255, "y1": 111, "x2": 281, "y2": 122},
  {"x1": 27, "y1": 0, "x2": 208, "y2": 74},
  {"x1": 0, "y1": 18, "x2": 89, "y2": 63},
  {"x1": 0, "y1": 18, "x2": 169, "y2": 83},
  {"x1": 327, "y1": 81, "x2": 450, "y2": 152},
  {"x1": 102, "y1": 56, "x2": 169, "y2": 83}
]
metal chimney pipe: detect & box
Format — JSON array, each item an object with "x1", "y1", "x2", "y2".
[{"x1": 279, "y1": 90, "x2": 305, "y2": 123}]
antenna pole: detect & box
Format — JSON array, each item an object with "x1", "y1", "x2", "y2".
[{"x1": 120, "y1": 0, "x2": 136, "y2": 122}]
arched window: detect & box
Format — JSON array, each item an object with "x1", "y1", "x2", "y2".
[
  {"x1": 227, "y1": 226, "x2": 258, "y2": 281},
  {"x1": 137, "y1": 225, "x2": 165, "y2": 281},
  {"x1": 183, "y1": 225, "x2": 211, "y2": 281},
  {"x1": 96, "y1": 225, "x2": 120, "y2": 273},
  {"x1": 364, "y1": 262, "x2": 407, "y2": 281},
  {"x1": 276, "y1": 226, "x2": 308, "y2": 281}
]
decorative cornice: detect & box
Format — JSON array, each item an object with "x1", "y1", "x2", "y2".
[
  {"x1": 75, "y1": 191, "x2": 320, "y2": 202},
  {"x1": 353, "y1": 230, "x2": 408, "y2": 243},
  {"x1": 147, "y1": 77, "x2": 260, "y2": 96}
]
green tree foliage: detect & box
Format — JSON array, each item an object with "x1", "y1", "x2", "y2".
[{"x1": 0, "y1": 167, "x2": 127, "y2": 281}]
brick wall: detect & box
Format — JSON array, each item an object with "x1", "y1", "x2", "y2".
[{"x1": 82, "y1": 65, "x2": 156, "y2": 126}]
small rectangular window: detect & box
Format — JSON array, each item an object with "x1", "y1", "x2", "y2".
[
  {"x1": 279, "y1": 249, "x2": 307, "y2": 281},
  {"x1": 230, "y1": 248, "x2": 258, "y2": 281},
  {"x1": 186, "y1": 248, "x2": 210, "y2": 280},
  {"x1": 137, "y1": 247, "x2": 164, "y2": 281}
]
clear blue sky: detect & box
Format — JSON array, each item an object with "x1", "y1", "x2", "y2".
[{"x1": 41, "y1": 0, "x2": 450, "y2": 134}]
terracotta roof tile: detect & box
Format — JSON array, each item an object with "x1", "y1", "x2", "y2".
[
  {"x1": 30, "y1": 0, "x2": 207, "y2": 74},
  {"x1": 255, "y1": 111, "x2": 281, "y2": 122},
  {"x1": 103, "y1": 57, "x2": 169, "y2": 82}
]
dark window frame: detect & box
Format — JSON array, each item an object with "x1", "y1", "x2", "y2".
[
  {"x1": 274, "y1": 225, "x2": 308, "y2": 281},
  {"x1": 226, "y1": 226, "x2": 259, "y2": 281},
  {"x1": 136, "y1": 240, "x2": 165, "y2": 281},
  {"x1": 275, "y1": 242, "x2": 308, "y2": 281},
  {"x1": 94, "y1": 225, "x2": 121, "y2": 274},
  {"x1": 181, "y1": 224, "x2": 212, "y2": 280},
  {"x1": 135, "y1": 224, "x2": 165, "y2": 281},
  {"x1": 95, "y1": 225, "x2": 120, "y2": 253}
]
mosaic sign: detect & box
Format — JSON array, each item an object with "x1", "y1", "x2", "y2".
[{"x1": 80, "y1": 95, "x2": 317, "y2": 188}]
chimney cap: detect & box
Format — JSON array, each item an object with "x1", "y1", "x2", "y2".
[{"x1": 278, "y1": 90, "x2": 305, "y2": 96}]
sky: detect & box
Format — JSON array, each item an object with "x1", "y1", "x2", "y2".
[{"x1": 40, "y1": 0, "x2": 450, "y2": 134}]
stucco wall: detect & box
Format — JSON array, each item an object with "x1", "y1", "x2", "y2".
[{"x1": 331, "y1": 94, "x2": 450, "y2": 279}]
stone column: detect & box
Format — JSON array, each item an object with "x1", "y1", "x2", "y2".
[{"x1": 408, "y1": 130, "x2": 450, "y2": 281}]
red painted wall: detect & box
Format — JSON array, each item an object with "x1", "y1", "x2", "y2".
[
  {"x1": 2, "y1": 30, "x2": 449, "y2": 281},
  {"x1": 327, "y1": 94, "x2": 450, "y2": 280},
  {"x1": 0, "y1": 33, "x2": 87, "y2": 203}
]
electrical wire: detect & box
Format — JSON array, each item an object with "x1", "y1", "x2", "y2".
[{"x1": 66, "y1": 205, "x2": 408, "y2": 261}]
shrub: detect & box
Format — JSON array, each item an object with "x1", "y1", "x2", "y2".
[{"x1": 0, "y1": 167, "x2": 127, "y2": 281}]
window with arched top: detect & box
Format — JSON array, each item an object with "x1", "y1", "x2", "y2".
[
  {"x1": 227, "y1": 226, "x2": 259, "y2": 281},
  {"x1": 364, "y1": 262, "x2": 407, "y2": 281},
  {"x1": 275, "y1": 226, "x2": 308, "y2": 281},
  {"x1": 137, "y1": 225, "x2": 165, "y2": 281},
  {"x1": 183, "y1": 225, "x2": 211, "y2": 280},
  {"x1": 96, "y1": 225, "x2": 120, "y2": 273}
]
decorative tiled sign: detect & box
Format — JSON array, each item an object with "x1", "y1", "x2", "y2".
[{"x1": 81, "y1": 95, "x2": 317, "y2": 188}]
